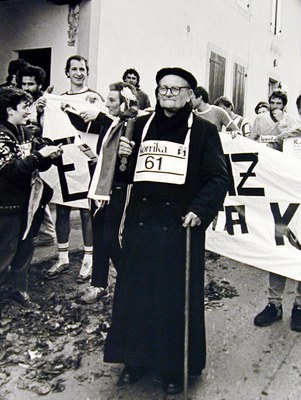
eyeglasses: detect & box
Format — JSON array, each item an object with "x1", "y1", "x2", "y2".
[{"x1": 158, "y1": 86, "x2": 190, "y2": 96}]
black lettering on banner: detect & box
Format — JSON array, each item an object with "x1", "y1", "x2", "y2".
[
  {"x1": 226, "y1": 153, "x2": 265, "y2": 196},
  {"x1": 224, "y1": 154, "x2": 236, "y2": 196},
  {"x1": 270, "y1": 203, "x2": 300, "y2": 245},
  {"x1": 56, "y1": 157, "x2": 92, "y2": 202},
  {"x1": 225, "y1": 205, "x2": 248, "y2": 235}
]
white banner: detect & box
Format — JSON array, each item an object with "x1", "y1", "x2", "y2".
[
  {"x1": 206, "y1": 133, "x2": 301, "y2": 281},
  {"x1": 40, "y1": 94, "x2": 106, "y2": 208}
]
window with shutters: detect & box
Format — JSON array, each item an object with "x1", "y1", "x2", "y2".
[
  {"x1": 270, "y1": 0, "x2": 282, "y2": 36},
  {"x1": 208, "y1": 51, "x2": 226, "y2": 104},
  {"x1": 232, "y1": 62, "x2": 246, "y2": 115}
]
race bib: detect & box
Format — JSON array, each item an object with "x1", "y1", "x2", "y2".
[
  {"x1": 133, "y1": 112, "x2": 192, "y2": 185},
  {"x1": 260, "y1": 135, "x2": 279, "y2": 144},
  {"x1": 20, "y1": 142, "x2": 32, "y2": 158},
  {"x1": 134, "y1": 139, "x2": 189, "y2": 184}
]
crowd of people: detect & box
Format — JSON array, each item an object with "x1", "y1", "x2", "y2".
[{"x1": 1, "y1": 56, "x2": 301, "y2": 395}]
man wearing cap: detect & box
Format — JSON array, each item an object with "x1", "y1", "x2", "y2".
[{"x1": 103, "y1": 67, "x2": 229, "y2": 395}]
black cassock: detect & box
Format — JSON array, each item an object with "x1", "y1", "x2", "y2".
[{"x1": 104, "y1": 104, "x2": 229, "y2": 377}]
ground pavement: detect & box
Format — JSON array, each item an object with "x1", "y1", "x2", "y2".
[{"x1": 1, "y1": 209, "x2": 301, "y2": 400}]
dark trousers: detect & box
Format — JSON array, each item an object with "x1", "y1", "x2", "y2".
[
  {"x1": 0, "y1": 212, "x2": 34, "y2": 292},
  {"x1": 91, "y1": 185, "x2": 128, "y2": 288}
]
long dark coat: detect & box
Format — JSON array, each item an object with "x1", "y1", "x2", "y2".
[{"x1": 104, "y1": 104, "x2": 229, "y2": 377}]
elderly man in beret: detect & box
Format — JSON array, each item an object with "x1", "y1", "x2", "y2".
[{"x1": 103, "y1": 67, "x2": 229, "y2": 395}]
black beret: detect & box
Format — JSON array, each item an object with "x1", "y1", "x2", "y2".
[{"x1": 156, "y1": 67, "x2": 197, "y2": 90}]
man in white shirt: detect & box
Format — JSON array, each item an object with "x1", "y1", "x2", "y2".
[
  {"x1": 250, "y1": 90, "x2": 301, "y2": 331},
  {"x1": 191, "y1": 86, "x2": 239, "y2": 137},
  {"x1": 214, "y1": 95, "x2": 251, "y2": 137}
]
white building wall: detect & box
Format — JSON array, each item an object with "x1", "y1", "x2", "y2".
[
  {"x1": 247, "y1": 0, "x2": 301, "y2": 116},
  {"x1": 0, "y1": 0, "x2": 301, "y2": 117},
  {"x1": 97, "y1": 0, "x2": 301, "y2": 116},
  {"x1": 97, "y1": 0, "x2": 250, "y2": 104}
]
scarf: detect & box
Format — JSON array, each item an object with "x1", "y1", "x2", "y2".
[
  {"x1": 150, "y1": 102, "x2": 193, "y2": 143},
  {"x1": 88, "y1": 118, "x2": 124, "y2": 205},
  {"x1": 88, "y1": 110, "x2": 137, "y2": 207}
]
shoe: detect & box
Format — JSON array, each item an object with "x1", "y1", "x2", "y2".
[
  {"x1": 34, "y1": 236, "x2": 56, "y2": 247},
  {"x1": 44, "y1": 260, "x2": 69, "y2": 280},
  {"x1": 81, "y1": 286, "x2": 109, "y2": 304},
  {"x1": 76, "y1": 261, "x2": 92, "y2": 283},
  {"x1": 291, "y1": 305, "x2": 301, "y2": 331},
  {"x1": 254, "y1": 303, "x2": 283, "y2": 327},
  {"x1": 120, "y1": 366, "x2": 145, "y2": 384},
  {"x1": 162, "y1": 376, "x2": 184, "y2": 395},
  {"x1": 12, "y1": 291, "x2": 40, "y2": 309}
]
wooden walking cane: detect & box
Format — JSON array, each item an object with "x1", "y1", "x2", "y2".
[{"x1": 184, "y1": 225, "x2": 191, "y2": 400}]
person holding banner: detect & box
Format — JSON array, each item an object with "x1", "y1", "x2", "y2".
[
  {"x1": 16, "y1": 64, "x2": 57, "y2": 247},
  {"x1": 0, "y1": 87, "x2": 62, "y2": 308},
  {"x1": 251, "y1": 90, "x2": 301, "y2": 331},
  {"x1": 41, "y1": 55, "x2": 104, "y2": 282},
  {"x1": 214, "y1": 96, "x2": 251, "y2": 137},
  {"x1": 103, "y1": 67, "x2": 229, "y2": 395},
  {"x1": 78, "y1": 81, "x2": 140, "y2": 304},
  {"x1": 250, "y1": 90, "x2": 295, "y2": 150},
  {"x1": 191, "y1": 86, "x2": 240, "y2": 136}
]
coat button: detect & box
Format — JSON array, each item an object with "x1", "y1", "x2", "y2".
[
  {"x1": 165, "y1": 202, "x2": 171, "y2": 206},
  {"x1": 142, "y1": 197, "x2": 148, "y2": 202},
  {"x1": 139, "y1": 222, "x2": 144, "y2": 227},
  {"x1": 163, "y1": 226, "x2": 168, "y2": 232}
]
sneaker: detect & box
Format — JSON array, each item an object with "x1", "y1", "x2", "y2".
[
  {"x1": 44, "y1": 260, "x2": 69, "y2": 280},
  {"x1": 76, "y1": 261, "x2": 92, "y2": 283},
  {"x1": 254, "y1": 303, "x2": 283, "y2": 327},
  {"x1": 34, "y1": 236, "x2": 56, "y2": 247},
  {"x1": 12, "y1": 291, "x2": 40, "y2": 309},
  {"x1": 81, "y1": 286, "x2": 109, "y2": 304},
  {"x1": 291, "y1": 305, "x2": 301, "y2": 331}
]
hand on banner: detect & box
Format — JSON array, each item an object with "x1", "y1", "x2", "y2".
[
  {"x1": 118, "y1": 136, "x2": 135, "y2": 158},
  {"x1": 230, "y1": 130, "x2": 240, "y2": 139},
  {"x1": 182, "y1": 212, "x2": 202, "y2": 228},
  {"x1": 38, "y1": 144, "x2": 63, "y2": 159},
  {"x1": 86, "y1": 93, "x2": 103, "y2": 105},
  {"x1": 36, "y1": 96, "x2": 47, "y2": 114},
  {"x1": 79, "y1": 108, "x2": 100, "y2": 122},
  {"x1": 45, "y1": 85, "x2": 54, "y2": 94}
]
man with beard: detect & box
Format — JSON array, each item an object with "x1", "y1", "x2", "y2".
[
  {"x1": 250, "y1": 89, "x2": 295, "y2": 150},
  {"x1": 251, "y1": 90, "x2": 301, "y2": 331},
  {"x1": 16, "y1": 64, "x2": 56, "y2": 247},
  {"x1": 103, "y1": 67, "x2": 229, "y2": 395}
]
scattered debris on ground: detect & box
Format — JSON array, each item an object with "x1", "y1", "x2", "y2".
[
  {"x1": 0, "y1": 251, "x2": 111, "y2": 396},
  {"x1": 0, "y1": 250, "x2": 238, "y2": 396},
  {"x1": 205, "y1": 251, "x2": 239, "y2": 310}
]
